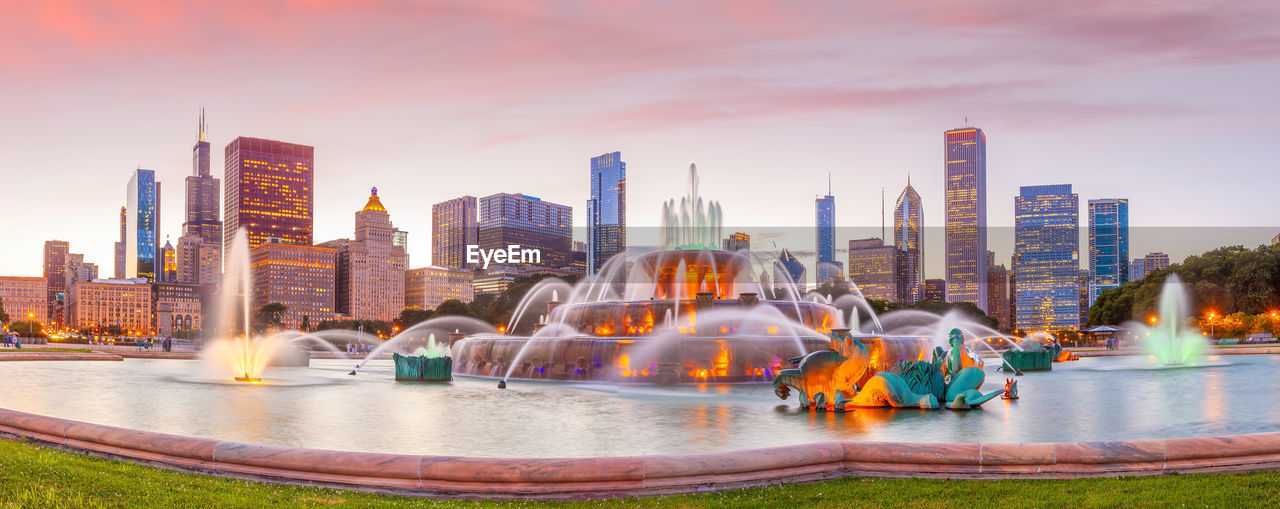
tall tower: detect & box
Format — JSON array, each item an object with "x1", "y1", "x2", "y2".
[
  {"x1": 1014, "y1": 185, "x2": 1080, "y2": 331},
  {"x1": 1087, "y1": 198, "x2": 1129, "y2": 306},
  {"x1": 114, "y1": 206, "x2": 126, "y2": 279},
  {"x1": 431, "y1": 196, "x2": 478, "y2": 269},
  {"x1": 944, "y1": 127, "x2": 988, "y2": 312},
  {"x1": 587, "y1": 151, "x2": 626, "y2": 274},
  {"x1": 126, "y1": 169, "x2": 161, "y2": 281},
  {"x1": 815, "y1": 178, "x2": 836, "y2": 284},
  {"x1": 893, "y1": 178, "x2": 923, "y2": 304},
  {"x1": 185, "y1": 110, "x2": 222, "y2": 245},
  {"x1": 329, "y1": 187, "x2": 407, "y2": 321},
  {"x1": 43, "y1": 240, "x2": 69, "y2": 322},
  {"x1": 223, "y1": 137, "x2": 314, "y2": 253}
]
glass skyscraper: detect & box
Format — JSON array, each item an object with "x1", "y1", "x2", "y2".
[
  {"x1": 1087, "y1": 198, "x2": 1129, "y2": 306},
  {"x1": 893, "y1": 179, "x2": 923, "y2": 304},
  {"x1": 587, "y1": 151, "x2": 626, "y2": 274},
  {"x1": 773, "y1": 249, "x2": 806, "y2": 291},
  {"x1": 944, "y1": 127, "x2": 987, "y2": 312},
  {"x1": 223, "y1": 137, "x2": 314, "y2": 253},
  {"x1": 815, "y1": 192, "x2": 836, "y2": 284},
  {"x1": 1014, "y1": 185, "x2": 1080, "y2": 331},
  {"x1": 432, "y1": 196, "x2": 478, "y2": 269},
  {"x1": 126, "y1": 169, "x2": 161, "y2": 281},
  {"x1": 478, "y1": 193, "x2": 573, "y2": 269}
]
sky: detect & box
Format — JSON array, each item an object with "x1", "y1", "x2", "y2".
[{"x1": 1, "y1": 0, "x2": 1278, "y2": 278}]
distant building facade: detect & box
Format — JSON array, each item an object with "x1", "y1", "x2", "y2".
[
  {"x1": 0, "y1": 276, "x2": 48, "y2": 327},
  {"x1": 405, "y1": 266, "x2": 475, "y2": 310},
  {"x1": 324, "y1": 188, "x2": 408, "y2": 322},
  {"x1": 894, "y1": 180, "x2": 923, "y2": 304},
  {"x1": 815, "y1": 191, "x2": 836, "y2": 285},
  {"x1": 431, "y1": 196, "x2": 478, "y2": 270},
  {"x1": 153, "y1": 282, "x2": 202, "y2": 336},
  {"x1": 1129, "y1": 258, "x2": 1146, "y2": 282},
  {"x1": 944, "y1": 127, "x2": 988, "y2": 312},
  {"x1": 1013, "y1": 185, "x2": 1081, "y2": 331},
  {"x1": 847, "y1": 238, "x2": 897, "y2": 302},
  {"x1": 114, "y1": 206, "x2": 126, "y2": 279},
  {"x1": 177, "y1": 234, "x2": 220, "y2": 285},
  {"x1": 1144, "y1": 252, "x2": 1170, "y2": 275},
  {"x1": 587, "y1": 151, "x2": 626, "y2": 274},
  {"x1": 478, "y1": 193, "x2": 573, "y2": 270},
  {"x1": 773, "y1": 249, "x2": 806, "y2": 291},
  {"x1": 987, "y1": 256, "x2": 1010, "y2": 331},
  {"x1": 224, "y1": 137, "x2": 314, "y2": 252},
  {"x1": 126, "y1": 169, "x2": 161, "y2": 281},
  {"x1": 723, "y1": 232, "x2": 750, "y2": 252},
  {"x1": 66, "y1": 278, "x2": 153, "y2": 335},
  {"x1": 923, "y1": 279, "x2": 946, "y2": 302},
  {"x1": 43, "y1": 240, "x2": 69, "y2": 322},
  {"x1": 184, "y1": 110, "x2": 223, "y2": 284},
  {"x1": 1087, "y1": 198, "x2": 1129, "y2": 306},
  {"x1": 249, "y1": 240, "x2": 336, "y2": 330}
]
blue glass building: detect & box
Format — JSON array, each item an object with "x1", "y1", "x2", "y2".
[
  {"x1": 1087, "y1": 198, "x2": 1129, "y2": 306},
  {"x1": 815, "y1": 192, "x2": 835, "y2": 284},
  {"x1": 587, "y1": 151, "x2": 626, "y2": 274},
  {"x1": 126, "y1": 169, "x2": 161, "y2": 281},
  {"x1": 1013, "y1": 184, "x2": 1079, "y2": 331}
]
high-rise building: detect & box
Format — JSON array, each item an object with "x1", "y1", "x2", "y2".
[
  {"x1": 66, "y1": 278, "x2": 153, "y2": 335},
  {"x1": 153, "y1": 282, "x2": 202, "y2": 337},
  {"x1": 586, "y1": 151, "x2": 626, "y2": 274},
  {"x1": 42, "y1": 240, "x2": 69, "y2": 322},
  {"x1": 63, "y1": 253, "x2": 98, "y2": 290},
  {"x1": 224, "y1": 137, "x2": 314, "y2": 253},
  {"x1": 114, "y1": 206, "x2": 126, "y2": 279},
  {"x1": 772, "y1": 249, "x2": 806, "y2": 291},
  {"x1": 184, "y1": 110, "x2": 222, "y2": 281},
  {"x1": 1078, "y1": 269, "x2": 1090, "y2": 328},
  {"x1": 1144, "y1": 252, "x2": 1170, "y2": 275},
  {"x1": 923, "y1": 279, "x2": 946, "y2": 302},
  {"x1": 723, "y1": 232, "x2": 750, "y2": 252},
  {"x1": 249, "y1": 240, "x2": 336, "y2": 330},
  {"x1": 815, "y1": 188, "x2": 836, "y2": 286},
  {"x1": 847, "y1": 238, "x2": 897, "y2": 302},
  {"x1": 893, "y1": 179, "x2": 923, "y2": 304},
  {"x1": 1129, "y1": 258, "x2": 1147, "y2": 282},
  {"x1": 987, "y1": 260, "x2": 1010, "y2": 331},
  {"x1": 1087, "y1": 198, "x2": 1129, "y2": 306},
  {"x1": 405, "y1": 266, "x2": 474, "y2": 310},
  {"x1": 1013, "y1": 185, "x2": 1080, "y2": 331},
  {"x1": 478, "y1": 193, "x2": 573, "y2": 270},
  {"x1": 0, "y1": 277, "x2": 48, "y2": 327},
  {"x1": 431, "y1": 196, "x2": 478, "y2": 270},
  {"x1": 126, "y1": 169, "x2": 161, "y2": 281},
  {"x1": 944, "y1": 127, "x2": 987, "y2": 312},
  {"x1": 177, "y1": 234, "x2": 220, "y2": 286},
  {"x1": 324, "y1": 188, "x2": 407, "y2": 321}
]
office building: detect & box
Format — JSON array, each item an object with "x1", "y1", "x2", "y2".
[
  {"x1": 64, "y1": 253, "x2": 98, "y2": 290},
  {"x1": 153, "y1": 282, "x2": 202, "y2": 336},
  {"x1": 586, "y1": 151, "x2": 626, "y2": 274},
  {"x1": 815, "y1": 189, "x2": 835, "y2": 286},
  {"x1": 944, "y1": 127, "x2": 987, "y2": 312},
  {"x1": 988, "y1": 261, "x2": 1010, "y2": 331},
  {"x1": 772, "y1": 249, "x2": 806, "y2": 291},
  {"x1": 723, "y1": 232, "x2": 750, "y2": 252},
  {"x1": 249, "y1": 240, "x2": 336, "y2": 330},
  {"x1": 847, "y1": 238, "x2": 897, "y2": 302},
  {"x1": 114, "y1": 206, "x2": 126, "y2": 279},
  {"x1": 161, "y1": 240, "x2": 177, "y2": 282},
  {"x1": 1144, "y1": 252, "x2": 1170, "y2": 275},
  {"x1": 894, "y1": 180, "x2": 923, "y2": 304},
  {"x1": 1129, "y1": 258, "x2": 1146, "y2": 282},
  {"x1": 1013, "y1": 185, "x2": 1081, "y2": 331},
  {"x1": 126, "y1": 169, "x2": 162, "y2": 281},
  {"x1": 66, "y1": 278, "x2": 153, "y2": 335},
  {"x1": 1087, "y1": 198, "x2": 1129, "y2": 306},
  {"x1": 923, "y1": 279, "x2": 946, "y2": 302},
  {"x1": 0, "y1": 277, "x2": 48, "y2": 327},
  {"x1": 177, "y1": 234, "x2": 220, "y2": 286},
  {"x1": 224, "y1": 137, "x2": 314, "y2": 253},
  {"x1": 431, "y1": 196, "x2": 478, "y2": 269},
  {"x1": 323, "y1": 188, "x2": 407, "y2": 322},
  {"x1": 478, "y1": 193, "x2": 573, "y2": 269},
  {"x1": 405, "y1": 266, "x2": 474, "y2": 310},
  {"x1": 43, "y1": 240, "x2": 69, "y2": 322}
]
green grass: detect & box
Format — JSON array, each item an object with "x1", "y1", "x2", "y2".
[{"x1": 1, "y1": 437, "x2": 1278, "y2": 508}]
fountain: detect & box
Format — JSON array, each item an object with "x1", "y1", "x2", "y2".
[
  {"x1": 1128, "y1": 274, "x2": 1208, "y2": 366},
  {"x1": 393, "y1": 334, "x2": 454, "y2": 382}
]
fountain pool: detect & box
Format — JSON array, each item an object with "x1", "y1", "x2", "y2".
[{"x1": 2, "y1": 354, "x2": 1277, "y2": 457}]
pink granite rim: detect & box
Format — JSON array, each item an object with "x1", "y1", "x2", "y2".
[{"x1": 1, "y1": 406, "x2": 1279, "y2": 499}]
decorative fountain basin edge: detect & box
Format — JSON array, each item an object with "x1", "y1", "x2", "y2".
[
  {"x1": 3, "y1": 406, "x2": 1280, "y2": 500},
  {"x1": 393, "y1": 353, "x2": 452, "y2": 382}
]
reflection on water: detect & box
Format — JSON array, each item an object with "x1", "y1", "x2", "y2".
[{"x1": 0, "y1": 356, "x2": 1277, "y2": 458}]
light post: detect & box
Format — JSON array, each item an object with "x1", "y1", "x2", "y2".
[
  {"x1": 26, "y1": 313, "x2": 33, "y2": 338},
  {"x1": 1207, "y1": 312, "x2": 1216, "y2": 338}
]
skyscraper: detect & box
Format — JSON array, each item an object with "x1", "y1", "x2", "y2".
[
  {"x1": 250, "y1": 240, "x2": 336, "y2": 330},
  {"x1": 478, "y1": 193, "x2": 573, "y2": 270},
  {"x1": 815, "y1": 185, "x2": 835, "y2": 285},
  {"x1": 1129, "y1": 258, "x2": 1146, "y2": 282},
  {"x1": 847, "y1": 238, "x2": 897, "y2": 302},
  {"x1": 1013, "y1": 185, "x2": 1080, "y2": 331},
  {"x1": 161, "y1": 239, "x2": 177, "y2": 282},
  {"x1": 431, "y1": 196, "x2": 477, "y2": 269},
  {"x1": 114, "y1": 206, "x2": 126, "y2": 279},
  {"x1": 1144, "y1": 252, "x2": 1170, "y2": 275},
  {"x1": 1087, "y1": 198, "x2": 1129, "y2": 306},
  {"x1": 42, "y1": 240, "x2": 68, "y2": 322},
  {"x1": 587, "y1": 151, "x2": 626, "y2": 274},
  {"x1": 772, "y1": 249, "x2": 806, "y2": 291},
  {"x1": 183, "y1": 110, "x2": 222, "y2": 282},
  {"x1": 893, "y1": 179, "x2": 923, "y2": 304},
  {"x1": 224, "y1": 137, "x2": 314, "y2": 253},
  {"x1": 324, "y1": 188, "x2": 407, "y2": 321},
  {"x1": 126, "y1": 169, "x2": 161, "y2": 281},
  {"x1": 944, "y1": 127, "x2": 987, "y2": 312}
]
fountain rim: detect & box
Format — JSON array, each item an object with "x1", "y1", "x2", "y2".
[{"x1": 2, "y1": 403, "x2": 1279, "y2": 499}]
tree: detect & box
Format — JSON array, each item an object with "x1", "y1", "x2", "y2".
[
  {"x1": 254, "y1": 302, "x2": 288, "y2": 331},
  {"x1": 396, "y1": 308, "x2": 434, "y2": 330},
  {"x1": 812, "y1": 284, "x2": 851, "y2": 300},
  {"x1": 9, "y1": 320, "x2": 44, "y2": 338},
  {"x1": 434, "y1": 299, "x2": 472, "y2": 318},
  {"x1": 300, "y1": 315, "x2": 311, "y2": 332},
  {"x1": 0, "y1": 296, "x2": 8, "y2": 325}
]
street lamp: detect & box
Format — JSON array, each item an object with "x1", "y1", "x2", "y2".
[
  {"x1": 26, "y1": 313, "x2": 33, "y2": 338},
  {"x1": 1207, "y1": 312, "x2": 1216, "y2": 338}
]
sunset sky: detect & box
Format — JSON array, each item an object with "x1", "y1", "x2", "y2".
[{"x1": 1, "y1": 0, "x2": 1278, "y2": 277}]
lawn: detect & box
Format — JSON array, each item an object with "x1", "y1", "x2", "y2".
[{"x1": 1, "y1": 437, "x2": 1278, "y2": 508}]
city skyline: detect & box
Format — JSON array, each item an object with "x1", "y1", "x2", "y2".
[{"x1": 3, "y1": 2, "x2": 1280, "y2": 277}]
